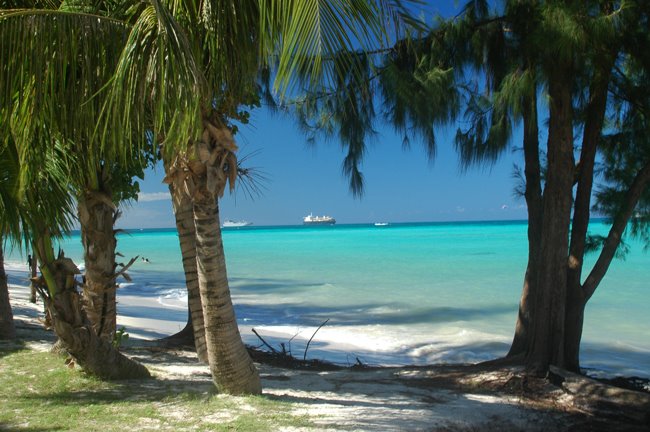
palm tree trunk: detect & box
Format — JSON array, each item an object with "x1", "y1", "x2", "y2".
[
  {"x1": 169, "y1": 182, "x2": 208, "y2": 361},
  {"x1": 0, "y1": 240, "x2": 16, "y2": 340},
  {"x1": 193, "y1": 196, "x2": 261, "y2": 394},
  {"x1": 47, "y1": 288, "x2": 150, "y2": 379},
  {"x1": 29, "y1": 253, "x2": 38, "y2": 303},
  {"x1": 34, "y1": 236, "x2": 149, "y2": 380},
  {"x1": 78, "y1": 190, "x2": 118, "y2": 341},
  {"x1": 175, "y1": 114, "x2": 261, "y2": 394},
  {"x1": 158, "y1": 314, "x2": 194, "y2": 347}
]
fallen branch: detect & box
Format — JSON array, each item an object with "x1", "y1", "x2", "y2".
[
  {"x1": 252, "y1": 328, "x2": 279, "y2": 354},
  {"x1": 304, "y1": 319, "x2": 330, "y2": 361}
]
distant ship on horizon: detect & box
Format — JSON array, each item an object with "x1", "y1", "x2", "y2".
[
  {"x1": 303, "y1": 213, "x2": 336, "y2": 225},
  {"x1": 222, "y1": 219, "x2": 253, "y2": 228}
]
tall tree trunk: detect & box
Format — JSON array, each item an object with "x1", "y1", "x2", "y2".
[
  {"x1": 29, "y1": 253, "x2": 37, "y2": 303},
  {"x1": 193, "y1": 197, "x2": 261, "y2": 394},
  {"x1": 158, "y1": 314, "x2": 194, "y2": 348},
  {"x1": 169, "y1": 179, "x2": 208, "y2": 362},
  {"x1": 564, "y1": 65, "x2": 612, "y2": 372},
  {"x1": 563, "y1": 287, "x2": 587, "y2": 373},
  {"x1": 0, "y1": 241, "x2": 16, "y2": 340},
  {"x1": 508, "y1": 83, "x2": 542, "y2": 358},
  {"x1": 33, "y1": 237, "x2": 149, "y2": 380},
  {"x1": 526, "y1": 70, "x2": 575, "y2": 376},
  {"x1": 181, "y1": 115, "x2": 261, "y2": 395},
  {"x1": 565, "y1": 162, "x2": 650, "y2": 372},
  {"x1": 78, "y1": 188, "x2": 118, "y2": 341}
]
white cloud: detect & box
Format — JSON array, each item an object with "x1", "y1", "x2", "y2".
[{"x1": 137, "y1": 192, "x2": 170, "y2": 202}]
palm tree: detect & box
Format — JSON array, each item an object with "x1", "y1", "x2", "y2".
[
  {"x1": 0, "y1": 5, "x2": 154, "y2": 377},
  {"x1": 106, "y1": 0, "x2": 411, "y2": 394},
  {"x1": 0, "y1": 131, "x2": 151, "y2": 378},
  {"x1": 0, "y1": 1, "x2": 157, "y2": 344},
  {"x1": 2, "y1": 0, "x2": 413, "y2": 392},
  {"x1": 0, "y1": 145, "x2": 20, "y2": 340},
  {"x1": 0, "y1": 239, "x2": 15, "y2": 340},
  {"x1": 164, "y1": 155, "x2": 208, "y2": 361}
]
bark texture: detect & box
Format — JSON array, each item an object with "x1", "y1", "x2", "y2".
[
  {"x1": 37, "y1": 253, "x2": 150, "y2": 379},
  {"x1": 29, "y1": 254, "x2": 37, "y2": 303},
  {"x1": 168, "y1": 178, "x2": 208, "y2": 361},
  {"x1": 158, "y1": 316, "x2": 195, "y2": 348},
  {"x1": 563, "y1": 65, "x2": 612, "y2": 372},
  {"x1": 194, "y1": 198, "x2": 261, "y2": 394},
  {"x1": 526, "y1": 70, "x2": 575, "y2": 375},
  {"x1": 508, "y1": 86, "x2": 542, "y2": 358},
  {"x1": 0, "y1": 243, "x2": 16, "y2": 340},
  {"x1": 78, "y1": 189, "x2": 118, "y2": 341},
  {"x1": 171, "y1": 114, "x2": 261, "y2": 395}
]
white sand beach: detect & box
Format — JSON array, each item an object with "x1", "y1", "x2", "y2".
[{"x1": 5, "y1": 275, "x2": 650, "y2": 431}]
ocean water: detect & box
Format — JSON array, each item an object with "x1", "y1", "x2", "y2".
[{"x1": 4, "y1": 220, "x2": 649, "y2": 378}]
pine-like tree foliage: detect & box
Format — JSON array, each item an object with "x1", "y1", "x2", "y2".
[
  {"x1": 380, "y1": 35, "x2": 459, "y2": 163},
  {"x1": 591, "y1": 2, "x2": 650, "y2": 249},
  {"x1": 293, "y1": 50, "x2": 376, "y2": 197},
  {"x1": 597, "y1": 108, "x2": 650, "y2": 248}
]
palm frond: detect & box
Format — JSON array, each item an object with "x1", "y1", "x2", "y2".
[
  {"x1": 259, "y1": 0, "x2": 385, "y2": 95},
  {"x1": 100, "y1": 1, "x2": 206, "y2": 161},
  {"x1": 0, "y1": 9, "x2": 130, "y2": 152},
  {"x1": 0, "y1": 141, "x2": 23, "y2": 245},
  {"x1": 234, "y1": 150, "x2": 269, "y2": 201}
]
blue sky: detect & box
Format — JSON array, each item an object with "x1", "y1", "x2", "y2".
[
  {"x1": 119, "y1": 105, "x2": 528, "y2": 228},
  {"x1": 117, "y1": 1, "x2": 528, "y2": 229}
]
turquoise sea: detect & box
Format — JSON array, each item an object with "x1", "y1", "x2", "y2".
[{"x1": 5, "y1": 220, "x2": 650, "y2": 378}]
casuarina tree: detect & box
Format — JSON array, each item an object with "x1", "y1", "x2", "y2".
[{"x1": 295, "y1": 0, "x2": 650, "y2": 376}]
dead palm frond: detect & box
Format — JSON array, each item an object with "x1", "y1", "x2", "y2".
[{"x1": 234, "y1": 150, "x2": 269, "y2": 201}]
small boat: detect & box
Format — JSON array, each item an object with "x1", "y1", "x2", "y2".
[
  {"x1": 303, "y1": 213, "x2": 336, "y2": 225},
  {"x1": 374, "y1": 222, "x2": 389, "y2": 227},
  {"x1": 222, "y1": 219, "x2": 253, "y2": 228}
]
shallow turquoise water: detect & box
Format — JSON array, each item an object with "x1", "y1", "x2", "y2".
[{"x1": 5, "y1": 220, "x2": 649, "y2": 377}]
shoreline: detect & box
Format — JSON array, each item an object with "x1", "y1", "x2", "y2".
[
  {"x1": 5, "y1": 263, "x2": 650, "y2": 380},
  {"x1": 4, "y1": 280, "x2": 650, "y2": 431}
]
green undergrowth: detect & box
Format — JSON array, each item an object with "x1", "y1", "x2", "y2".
[{"x1": 0, "y1": 348, "x2": 312, "y2": 431}]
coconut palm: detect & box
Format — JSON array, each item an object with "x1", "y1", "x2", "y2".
[
  {"x1": 164, "y1": 156, "x2": 207, "y2": 360},
  {"x1": 2, "y1": 0, "x2": 414, "y2": 392},
  {"x1": 105, "y1": 0, "x2": 413, "y2": 394},
  {"x1": 0, "y1": 130, "x2": 150, "y2": 377},
  {"x1": 0, "y1": 144, "x2": 21, "y2": 340},
  {"x1": 1, "y1": 1, "x2": 161, "y2": 345},
  {"x1": 0, "y1": 4, "x2": 155, "y2": 377}
]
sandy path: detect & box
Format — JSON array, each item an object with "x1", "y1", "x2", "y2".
[{"x1": 6, "y1": 283, "x2": 649, "y2": 431}]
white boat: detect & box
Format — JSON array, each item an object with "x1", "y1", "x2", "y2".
[
  {"x1": 303, "y1": 213, "x2": 336, "y2": 225},
  {"x1": 222, "y1": 219, "x2": 253, "y2": 228},
  {"x1": 374, "y1": 222, "x2": 389, "y2": 227}
]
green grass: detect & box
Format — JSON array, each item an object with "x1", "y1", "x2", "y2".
[{"x1": 0, "y1": 348, "x2": 312, "y2": 431}]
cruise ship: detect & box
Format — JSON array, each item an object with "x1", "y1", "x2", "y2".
[
  {"x1": 303, "y1": 213, "x2": 336, "y2": 225},
  {"x1": 222, "y1": 219, "x2": 253, "y2": 228}
]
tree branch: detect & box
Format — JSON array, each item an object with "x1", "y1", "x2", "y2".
[{"x1": 582, "y1": 161, "x2": 650, "y2": 300}]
